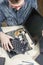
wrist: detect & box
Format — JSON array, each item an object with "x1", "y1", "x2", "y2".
[{"x1": 0, "y1": 32, "x2": 3, "y2": 35}]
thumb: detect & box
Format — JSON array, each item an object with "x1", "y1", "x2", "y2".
[{"x1": 7, "y1": 35, "x2": 14, "y2": 39}]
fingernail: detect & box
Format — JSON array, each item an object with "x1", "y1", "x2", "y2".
[{"x1": 9, "y1": 50, "x2": 10, "y2": 52}]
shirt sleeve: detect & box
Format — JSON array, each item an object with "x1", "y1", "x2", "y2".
[
  {"x1": 0, "y1": 8, "x2": 5, "y2": 31},
  {"x1": 31, "y1": 0, "x2": 38, "y2": 10},
  {"x1": 0, "y1": 28, "x2": 2, "y2": 31}
]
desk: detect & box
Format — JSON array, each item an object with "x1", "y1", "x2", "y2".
[{"x1": 0, "y1": 47, "x2": 39, "y2": 65}]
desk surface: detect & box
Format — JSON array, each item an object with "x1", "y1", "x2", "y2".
[{"x1": 0, "y1": 43, "x2": 39, "y2": 65}]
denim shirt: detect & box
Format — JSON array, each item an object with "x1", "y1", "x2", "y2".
[{"x1": 0, "y1": 0, "x2": 38, "y2": 31}]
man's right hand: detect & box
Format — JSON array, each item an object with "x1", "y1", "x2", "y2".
[{"x1": 0, "y1": 32, "x2": 13, "y2": 52}]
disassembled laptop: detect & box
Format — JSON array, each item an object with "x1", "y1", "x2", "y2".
[{"x1": 5, "y1": 26, "x2": 35, "y2": 58}]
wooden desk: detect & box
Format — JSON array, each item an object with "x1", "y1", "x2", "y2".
[{"x1": 37, "y1": 0, "x2": 43, "y2": 16}]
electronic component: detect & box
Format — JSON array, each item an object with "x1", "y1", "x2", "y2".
[{"x1": 6, "y1": 28, "x2": 35, "y2": 58}]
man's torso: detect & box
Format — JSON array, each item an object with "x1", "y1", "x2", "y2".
[{"x1": 0, "y1": 0, "x2": 38, "y2": 26}]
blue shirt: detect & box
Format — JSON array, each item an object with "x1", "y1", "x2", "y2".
[{"x1": 0, "y1": 0, "x2": 38, "y2": 31}]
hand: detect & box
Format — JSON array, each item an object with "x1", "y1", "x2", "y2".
[{"x1": 0, "y1": 32, "x2": 13, "y2": 52}]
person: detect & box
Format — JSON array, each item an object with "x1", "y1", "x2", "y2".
[{"x1": 0, "y1": 0, "x2": 38, "y2": 52}]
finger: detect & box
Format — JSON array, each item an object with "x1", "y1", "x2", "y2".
[
  {"x1": 7, "y1": 35, "x2": 14, "y2": 39},
  {"x1": 2, "y1": 43, "x2": 5, "y2": 49},
  {"x1": 8, "y1": 41, "x2": 13, "y2": 49},
  {"x1": 1, "y1": 43, "x2": 4, "y2": 48},
  {"x1": 4, "y1": 44, "x2": 7, "y2": 51},
  {"x1": 3, "y1": 43, "x2": 8, "y2": 51},
  {"x1": 1, "y1": 43, "x2": 5, "y2": 49},
  {"x1": 6, "y1": 43, "x2": 10, "y2": 52}
]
